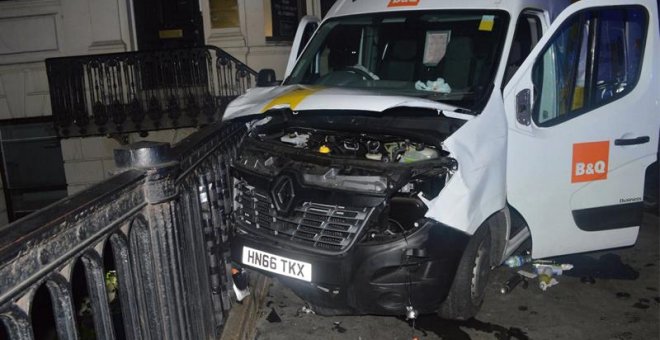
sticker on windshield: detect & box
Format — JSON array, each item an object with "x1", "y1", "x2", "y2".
[
  {"x1": 388, "y1": 0, "x2": 420, "y2": 7},
  {"x1": 572, "y1": 141, "x2": 609, "y2": 183},
  {"x1": 479, "y1": 15, "x2": 495, "y2": 31}
]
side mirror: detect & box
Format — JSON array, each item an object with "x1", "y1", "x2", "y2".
[{"x1": 257, "y1": 69, "x2": 278, "y2": 87}]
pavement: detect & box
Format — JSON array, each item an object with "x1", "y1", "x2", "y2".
[{"x1": 246, "y1": 213, "x2": 659, "y2": 340}]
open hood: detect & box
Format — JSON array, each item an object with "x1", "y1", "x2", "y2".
[{"x1": 223, "y1": 85, "x2": 469, "y2": 121}]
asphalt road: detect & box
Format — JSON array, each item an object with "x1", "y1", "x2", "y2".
[{"x1": 252, "y1": 213, "x2": 659, "y2": 340}]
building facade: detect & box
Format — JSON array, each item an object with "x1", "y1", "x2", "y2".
[{"x1": 0, "y1": 0, "x2": 336, "y2": 224}]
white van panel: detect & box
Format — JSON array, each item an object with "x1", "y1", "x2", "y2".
[{"x1": 423, "y1": 91, "x2": 508, "y2": 235}]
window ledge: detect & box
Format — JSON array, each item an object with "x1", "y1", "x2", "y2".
[{"x1": 207, "y1": 28, "x2": 246, "y2": 47}]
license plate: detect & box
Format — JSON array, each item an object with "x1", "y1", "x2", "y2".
[{"x1": 242, "y1": 246, "x2": 312, "y2": 282}]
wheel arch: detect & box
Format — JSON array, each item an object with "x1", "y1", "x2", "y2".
[{"x1": 483, "y1": 207, "x2": 511, "y2": 267}]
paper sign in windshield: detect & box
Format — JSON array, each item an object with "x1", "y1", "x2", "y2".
[{"x1": 423, "y1": 31, "x2": 451, "y2": 66}]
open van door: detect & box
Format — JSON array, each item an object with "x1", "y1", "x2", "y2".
[
  {"x1": 503, "y1": 0, "x2": 659, "y2": 258},
  {"x1": 284, "y1": 16, "x2": 320, "y2": 79}
]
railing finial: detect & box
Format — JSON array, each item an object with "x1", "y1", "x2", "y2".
[{"x1": 114, "y1": 141, "x2": 173, "y2": 169}]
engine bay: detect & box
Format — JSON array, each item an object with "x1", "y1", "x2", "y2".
[
  {"x1": 265, "y1": 127, "x2": 442, "y2": 163},
  {"x1": 231, "y1": 114, "x2": 460, "y2": 244},
  {"x1": 228, "y1": 114, "x2": 470, "y2": 316}
]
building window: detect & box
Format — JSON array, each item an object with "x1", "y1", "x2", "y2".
[
  {"x1": 265, "y1": 0, "x2": 307, "y2": 42},
  {"x1": 210, "y1": 0, "x2": 240, "y2": 29},
  {"x1": 0, "y1": 119, "x2": 67, "y2": 222}
]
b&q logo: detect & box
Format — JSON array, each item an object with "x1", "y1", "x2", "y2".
[
  {"x1": 572, "y1": 141, "x2": 610, "y2": 183},
  {"x1": 388, "y1": 0, "x2": 420, "y2": 7}
]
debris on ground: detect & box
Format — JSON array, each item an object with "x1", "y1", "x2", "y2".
[
  {"x1": 501, "y1": 258, "x2": 574, "y2": 292},
  {"x1": 232, "y1": 267, "x2": 250, "y2": 302},
  {"x1": 538, "y1": 276, "x2": 559, "y2": 291},
  {"x1": 500, "y1": 274, "x2": 528, "y2": 294},
  {"x1": 533, "y1": 263, "x2": 574, "y2": 275},
  {"x1": 332, "y1": 321, "x2": 347, "y2": 333},
  {"x1": 266, "y1": 308, "x2": 282, "y2": 323},
  {"x1": 297, "y1": 304, "x2": 315, "y2": 316},
  {"x1": 517, "y1": 270, "x2": 537, "y2": 279},
  {"x1": 505, "y1": 255, "x2": 532, "y2": 268},
  {"x1": 535, "y1": 264, "x2": 568, "y2": 291},
  {"x1": 232, "y1": 283, "x2": 250, "y2": 302}
]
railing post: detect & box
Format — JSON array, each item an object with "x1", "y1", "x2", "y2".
[{"x1": 114, "y1": 142, "x2": 190, "y2": 340}]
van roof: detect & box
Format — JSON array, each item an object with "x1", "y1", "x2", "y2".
[{"x1": 325, "y1": 0, "x2": 570, "y2": 22}]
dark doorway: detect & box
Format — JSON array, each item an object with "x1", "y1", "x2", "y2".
[{"x1": 133, "y1": 0, "x2": 205, "y2": 50}]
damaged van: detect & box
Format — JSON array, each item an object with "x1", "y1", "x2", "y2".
[{"x1": 225, "y1": 0, "x2": 660, "y2": 319}]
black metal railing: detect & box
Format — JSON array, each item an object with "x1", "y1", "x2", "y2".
[
  {"x1": 0, "y1": 121, "x2": 247, "y2": 339},
  {"x1": 46, "y1": 46, "x2": 257, "y2": 138}
]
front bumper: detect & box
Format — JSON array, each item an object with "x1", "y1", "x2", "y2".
[{"x1": 230, "y1": 220, "x2": 469, "y2": 315}]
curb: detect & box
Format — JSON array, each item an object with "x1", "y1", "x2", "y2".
[{"x1": 220, "y1": 272, "x2": 271, "y2": 340}]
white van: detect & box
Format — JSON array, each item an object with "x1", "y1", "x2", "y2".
[{"x1": 225, "y1": 0, "x2": 659, "y2": 319}]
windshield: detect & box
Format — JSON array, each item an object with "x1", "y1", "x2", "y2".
[{"x1": 286, "y1": 11, "x2": 510, "y2": 111}]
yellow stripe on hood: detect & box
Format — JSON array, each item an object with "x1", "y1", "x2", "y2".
[{"x1": 261, "y1": 86, "x2": 322, "y2": 113}]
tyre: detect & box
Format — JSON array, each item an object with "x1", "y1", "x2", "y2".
[
  {"x1": 643, "y1": 161, "x2": 658, "y2": 215},
  {"x1": 438, "y1": 224, "x2": 491, "y2": 320}
]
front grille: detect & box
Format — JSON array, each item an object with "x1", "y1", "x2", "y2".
[{"x1": 233, "y1": 180, "x2": 372, "y2": 253}]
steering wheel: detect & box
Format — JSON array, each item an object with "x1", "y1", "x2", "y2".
[
  {"x1": 596, "y1": 80, "x2": 626, "y2": 102},
  {"x1": 315, "y1": 65, "x2": 379, "y2": 86},
  {"x1": 342, "y1": 65, "x2": 378, "y2": 80}
]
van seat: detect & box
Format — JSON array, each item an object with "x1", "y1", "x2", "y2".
[
  {"x1": 441, "y1": 37, "x2": 474, "y2": 90},
  {"x1": 380, "y1": 40, "x2": 418, "y2": 81}
]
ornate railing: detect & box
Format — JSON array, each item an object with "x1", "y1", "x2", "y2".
[
  {"x1": 0, "y1": 121, "x2": 247, "y2": 339},
  {"x1": 46, "y1": 47, "x2": 256, "y2": 137}
]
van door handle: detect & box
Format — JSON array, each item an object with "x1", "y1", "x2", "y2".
[{"x1": 614, "y1": 136, "x2": 650, "y2": 146}]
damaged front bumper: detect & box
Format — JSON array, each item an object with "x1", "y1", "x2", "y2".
[
  {"x1": 230, "y1": 218, "x2": 469, "y2": 315},
  {"x1": 228, "y1": 117, "x2": 467, "y2": 315}
]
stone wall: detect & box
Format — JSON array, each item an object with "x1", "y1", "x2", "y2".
[{"x1": 0, "y1": 0, "x2": 329, "y2": 225}]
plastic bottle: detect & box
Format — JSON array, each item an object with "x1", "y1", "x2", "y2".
[
  {"x1": 504, "y1": 255, "x2": 532, "y2": 268},
  {"x1": 533, "y1": 263, "x2": 574, "y2": 276}
]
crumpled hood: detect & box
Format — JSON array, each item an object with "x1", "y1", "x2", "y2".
[{"x1": 223, "y1": 85, "x2": 464, "y2": 121}]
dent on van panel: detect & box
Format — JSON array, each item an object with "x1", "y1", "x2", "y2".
[{"x1": 422, "y1": 92, "x2": 508, "y2": 235}]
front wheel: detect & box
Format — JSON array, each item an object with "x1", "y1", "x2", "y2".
[{"x1": 438, "y1": 225, "x2": 491, "y2": 320}]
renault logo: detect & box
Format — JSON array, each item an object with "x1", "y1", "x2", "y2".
[{"x1": 271, "y1": 176, "x2": 295, "y2": 213}]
